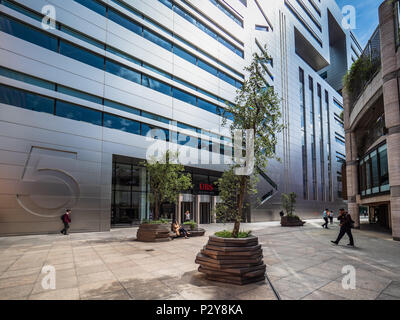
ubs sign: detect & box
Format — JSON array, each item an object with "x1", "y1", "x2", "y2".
[{"x1": 199, "y1": 183, "x2": 214, "y2": 192}]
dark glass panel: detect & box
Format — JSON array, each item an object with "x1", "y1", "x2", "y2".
[{"x1": 56, "y1": 100, "x2": 102, "y2": 125}]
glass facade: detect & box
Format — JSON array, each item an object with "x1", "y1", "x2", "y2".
[
  {"x1": 325, "y1": 91, "x2": 333, "y2": 201},
  {"x1": 299, "y1": 68, "x2": 308, "y2": 199},
  {"x1": 309, "y1": 77, "x2": 317, "y2": 200},
  {"x1": 317, "y1": 84, "x2": 325, "y2": 201},
  {"x1": 359, "y1": 143, "x2": 390, "y2": 197}
]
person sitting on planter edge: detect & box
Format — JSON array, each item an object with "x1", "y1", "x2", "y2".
[{"x1": 172, "y1": 219, "x2": 190, "y2": 239}]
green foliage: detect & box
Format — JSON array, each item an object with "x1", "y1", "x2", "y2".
[
  {"x1": 141, "y1": 150, "x2": 192, "y2": 220},
  {"x1": 214, "y1": 166, "x2": 257, "y2": 224},
  {"x1": 214, "y1": 230, "x2": 252, "y2": 238},
  {"x1": 281, "y1": 192, "x2": 297, "y2": 217},
  {"x1": 141, "y1": 219, "x2": 169, "y2": 224},
  {"x1": 218, "y1": 44, "x2": 283, "y2": 238},
  {"x1": 183, "y1": 220, "x2": 196, "y2": 230},
  {"x1": 343, "y1": 55, "x2": 379, "y2": 101}
]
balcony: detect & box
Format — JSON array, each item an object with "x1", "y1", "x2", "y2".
[{"x1": 345, "y1": 27, "x2": 381, "y2": 114}]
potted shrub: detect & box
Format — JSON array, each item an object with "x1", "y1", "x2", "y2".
[
  {"x1": 137, "y1": 151, "x2": 192, "y2": 242},
  {"x1": 195, "y1": 45, "x2": 283, "y2": 285},
  {"x1": 280, "y1": 192, "x2": 305, "y2": 227}
]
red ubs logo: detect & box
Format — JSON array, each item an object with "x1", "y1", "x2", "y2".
[{"x1": 199, "y1": 183, "x2": 214, "y2": 191}]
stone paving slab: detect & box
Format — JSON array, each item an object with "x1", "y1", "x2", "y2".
[{"x1": 0, "y1": 219, "x2": 398, "y2": 300}]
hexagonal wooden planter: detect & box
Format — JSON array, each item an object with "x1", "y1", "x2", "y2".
[
  {"x1": 195, "y1": 235, "x2": 266, "y2": 285},
  {"x1": 136, "y1": 223, "x2": 171, "y2": 242},
  {"x1": 183, "y1": 223, "x2": 205, "y2": 237},
  {"x1": 280, "y1": 216, "x2": 305, "y2": 227}
]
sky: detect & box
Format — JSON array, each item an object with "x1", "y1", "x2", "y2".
[{"x1": 335, "y1": 0, "x2": 384, "y2": 49}]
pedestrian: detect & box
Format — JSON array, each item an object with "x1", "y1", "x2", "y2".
[
  {"x1": 184, "y1": 210, "x2": 191, "y2": 222},
  {"x1": 331, "y1": 208, "x2": 355, "y2": 247},
  {"x1": 322, "y1": 208, "x2": 329, "y2": 229},
  {"x1": 60, "y1": 209, "x2": 71, "y2": 235},
  {"x1": 329, "y1": 210, "x2": 334, "y2": 224}
]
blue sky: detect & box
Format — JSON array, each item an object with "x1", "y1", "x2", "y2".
[{"x1": 335, "y1": 0, "x2": 384, "y2": 49}]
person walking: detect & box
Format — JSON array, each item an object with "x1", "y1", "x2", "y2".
[
  {"x1": 322, "y1": 209, "x2": 329, "y2": 229},
  {"x1": 60, "y1": 209, "x2": 71, "y2": 235},
  {"x1": 331, "y1": 208, "x2": 355, "y2": 247},
  {"x1": 329, "y1": 210, "x2": 334, "y2": 224}
]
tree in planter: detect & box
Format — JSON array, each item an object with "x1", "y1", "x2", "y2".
[
  {"x1": 141, "y1": 151, "x2": 192, "y2": 221},
  {"x1": 218, "y1": 45, "x2": 283, "y2": 238},
  {"x1": 281, "y1": 192, "x2": 297, "y2": 217}
]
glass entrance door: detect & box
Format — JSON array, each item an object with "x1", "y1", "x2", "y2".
[{"x1": 200, "y1": 202, "x2": 211, "y2": 224}]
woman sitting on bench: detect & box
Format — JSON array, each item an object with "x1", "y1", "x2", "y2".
[{"x1": 172, "y1": 219, "x2": 190, "y2": 239}]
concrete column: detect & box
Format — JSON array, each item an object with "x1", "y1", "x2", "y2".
[
  {"x1": 211, "y1": 196, "x2": 217, "y2": 223},
  {"x1": 177, "y1": 194, "x2": 182, "y2": 224},
  {"x1": 343, "y1": 88, "x2": 360, "y2": 228},
  {"x1": 379, "y1": 0, "x2": 400, "y2": 240},
  {"x1": 195, "y1": 195, "x2": 200, "y2": 224}
]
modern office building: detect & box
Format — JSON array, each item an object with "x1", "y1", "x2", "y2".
[
  {"x1": 0, "y1": 0, "x2": 359, "y2": 235},
  {"x1": 343, "y1": 0, "x2": 400, "y2": 241}
]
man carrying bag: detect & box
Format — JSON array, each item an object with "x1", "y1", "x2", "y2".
[{"x1": 331, "y1": 208, "x2": 355, "y2": 247}]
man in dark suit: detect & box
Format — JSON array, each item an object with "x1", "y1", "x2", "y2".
[{"x1": 331, "y1": 208, "x2": 354, "y2": 246}]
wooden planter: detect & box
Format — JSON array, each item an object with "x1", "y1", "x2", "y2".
[
  {"x1": 189, "y1": 228, "x2": 205, "y2": 237},
  {"x1": 136, "y1": 223, "x2": 171, "y2": 242},
  {"x1": 195, "y1": 235, "x2": 266, "y2": 285},
  {"x1": 280, "y1": 216, "x2": 305, "y2": 227}
]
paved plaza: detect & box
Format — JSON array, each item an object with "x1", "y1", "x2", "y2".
[{"x1": 0, "y1": 219, "x2": 399, "y2": 300}]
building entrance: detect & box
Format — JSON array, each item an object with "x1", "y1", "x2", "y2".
[
  {"x1": 371, "y1": 204, "x2": 390, "y2": 229},
  {"x1": 200, "y1": 202, "x2": 211, "y2": 224}
]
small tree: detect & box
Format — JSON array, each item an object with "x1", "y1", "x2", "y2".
[
  {"x1": 281, "y1": 192, "x2": 297, "y2": 217},
  {"x1": 219, "y1": 45, "x2": 283, "y2": 238},
  {"x1": 142, "y1": 151, "x2": 192, "y2": 221}
]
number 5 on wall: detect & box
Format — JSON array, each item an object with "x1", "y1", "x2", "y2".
[{"x1": 16, "y1": 146, "x2": 80, "y2": 218}]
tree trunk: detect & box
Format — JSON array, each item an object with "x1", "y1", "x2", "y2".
[
  {"x1": 232, "y1": 176, "x2": 247, "y2": 238},
  {"x1": 154, "y1": 195, "x2": 160, "y2": 221}
]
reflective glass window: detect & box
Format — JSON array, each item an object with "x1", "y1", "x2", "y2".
[
  {"x1": 141, "y1": 123, "x2": 169, "y2": 141},
  {"x1": 108, "y1": 9, "x2": 142, "y2": 35},
  {"x1": 56, "y1": 100, "x2": 102, "y2": 125},
  {"x1": 74, "y1": 0, "x2": 107, "y2": 16},
  {"x1": 173, "y1": 46, "x2": 197, "y2": 64},
  {"x1": 198, "y1": 60, "x2": 218, "y2": 76},
  {"x1": 141, "y1": 111, "x2": 170, "y2": 124},
  {"x1": 57, "y1": 85, "x2": 103, "y2": 105},
  {"x1": 0, "y1": 84, "x2": 54, "y2": 114},
  {"x1": 143, "y1": 28, "x2": 172, "y2": 51},
  {"x1": 104, "y1": 99, "x2": 140, "y2": 115},
  {"x1": 103, "y1": 113, "x2": 140, "y2": 134},
  {"x1": 198, "y1": 98, "x2": 218, "y2": 114},
  {"x1": 60, "y1": 40, "x2": 104, "y2": 69},
  {"x1": 172, "y1": 88, "x2": 196, "y2": 106},
  {"x1": 142, "y1": 75, "x2": 172, "y2": 96},
  {"x1": 0, "y1": 67, "x2": 55, "y2": 91},
  {"x1": 106, "y1": 60, "x2": 141, "y2": 84},
  {"x1": 0, "y1": 14, "x2": 58, "y2": 52}
]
